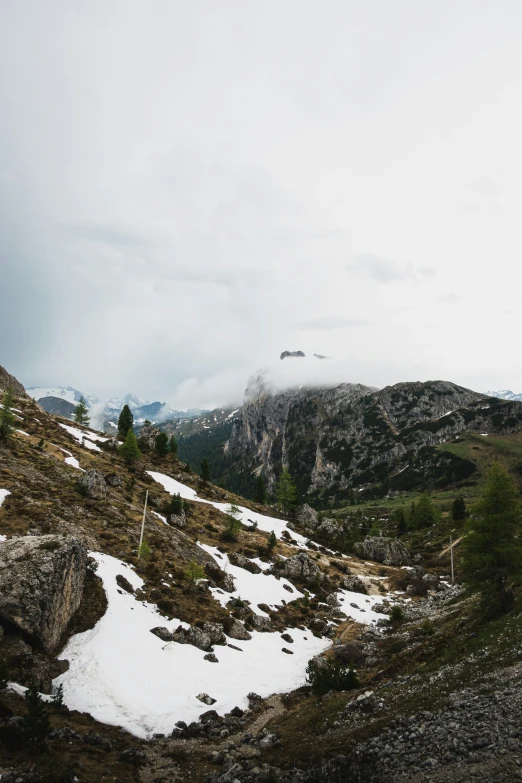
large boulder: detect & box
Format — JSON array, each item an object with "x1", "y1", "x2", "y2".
[
  {"x1": 0, "y1": 535, "x2": 87, "y2": 652},
  {"x1": 78, "y1": 469, "x2": 107, "y2": 500},
  {"x1": 282, "y1": 552, "x2": 321, "y2": 583},
  {"x1": 229, "y1": 552, "x2": 262, "y2": 574},
  {"x1": 354, "y1": 537, "x2": 411, "y2": 567},
  {"x1": 295, "y1": 504, "x2": 318, "y2": 530}
]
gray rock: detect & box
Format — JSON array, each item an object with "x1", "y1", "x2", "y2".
[
  {"x1": 318, "y1": 518, "x2": 339, "y2": 537},
  {"x1": 104, "y1": 472, "x2": 123, "y2": 487},
  {"x1": 196, "y1": 693, "x2": 216, "y2": 705},
  {"x1": 169, "y1": 510, "x2": 186, "y2": 528},
  {"x1": 225, "y1": 618, "x2": 252, "y2": 641},
  {"x1": 251, "y1": 615, "x2": 272, "y2": 631},
  {"x1": 342, "y1": 575, "x2": 368, "y2": 594},
  {"x1": 138, "y1": 423, "x2": 161, "y2": 450},
  {"x1": 0, "y1": 535, "x2": 87, "y2": 652},
  {"x1": 354, "y1": 537, "x2": 411, "y2": 566},
  {"x1": 150, "y1": 626, "x2": 174, "y2": 642},
  {"x1": 78, "y1": 469, "x2": 107, "y2": 500},
  {"x1": 229, "y1": 552, "x2": 262, "y2": 574},
  {"x1": 204, "y1": 653, "x2": 219, "y2": 663},
  {"x1": 202, "y1": 622, "x2": 227, "y2": 646},
  {"x1": 282, "y1": 552, "x2": 321, "y2": 583},
  {"x1": 296, "y1": 504, "x2": 319, "y2": 530}
]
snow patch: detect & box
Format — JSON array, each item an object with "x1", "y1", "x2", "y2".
[
  {"x1": 55, "y1": 552, "x2": 328, "y2": 738},
  {"x1": 0, "y1": 489, "x2": 11, "y2": 507}
]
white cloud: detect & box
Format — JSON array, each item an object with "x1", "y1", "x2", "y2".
[{"x1": 1, "y1": 1, "x2": 522, "y2": 403}]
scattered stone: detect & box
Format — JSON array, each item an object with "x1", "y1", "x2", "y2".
[
  {"x1": 354, "y1": 537, "x2": 411, "y2": 566},
  {"x1": 116, "y1": 574, "x2": 135, "y2": 594},
  {"x1": 196, "y1": 693, "x2": 216, "y2": 705},
  {"x1": 204, "y1": 653, "x2": 219, "y2": 663}
]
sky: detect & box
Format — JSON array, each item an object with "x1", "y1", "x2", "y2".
[{"x1": 1, "y1": 1, "x2": 522, "y2": 409}]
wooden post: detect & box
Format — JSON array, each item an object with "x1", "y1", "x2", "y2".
[
  {"x1": 450, "y1": 533, "x2": 454, "y2": 585},
  {"x1": 138, "y1": 490, "x2": 148, "y2": 557}
]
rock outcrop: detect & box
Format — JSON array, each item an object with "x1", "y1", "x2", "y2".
[
  {"x1": 354, "y1": 537, "x2": 411, "y2": 566},
  {"x1": 295, "y1": 504, "x2": 318, "y2": 530},
  {"x1": 78, "y1": 469, "x2": 107, "y2": 500},
  {"x1": 281, "y1": 552, "x2": 321, "y2": 583},
  {"x1": 138, "y1": 423, "x2": 161, "y2": 450},
  {"x1": 0, "y1": 365, "x2": 26, "y2": 397},
  {"x1": 0, "y1": 535, "x2": 87, "y2": 652}
]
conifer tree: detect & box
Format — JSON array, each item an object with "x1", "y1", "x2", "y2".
[
  {"x1": 167, "y1": 492, "x2": 183, "y2": 515},
  {"x1": 118, "y1": 404, "x2": 134, "y2": 440},
  {"x1": 411, "y1": 493, "x2": 437, "y2": 529},
  {"x1": 462, "y1": 464, "x2": 522, "y2": 617},
  {"x1": 201, "y1": 457, "x2": 210, "y2": 482},
  {"x1": 168, "y1": 434, "x2": 178, "y2": 456},
  {"x1": 24, "y1": 682, "x2": 50, "y2": 744},
  {"x1": 0, "y1": 387, "x2": 14, "y2": 444},
  {"x1": 119, "y1": 429, "x2": 142, "y2": 465},
  {"x1": 155, "y1": 431, "x2": 169, "y2": 457},
  {"x1": 451, "y1": 496, "x2": 467, "y2": 522},
  {"x1": 275, "y1": 467, "x2": 298, "y2": 515},
  {"x1": 267, "y1": 530, "x2": 277, "y2": 551},
  {"x1": 254, "y1": 475, "x2": 266, "y2": 505},
  {"x1": 391, "y1": 506, "x2": 407, "y2": 534},
  {"x1": 74, "y1": 396, "x2": 90, "y2": 426}
]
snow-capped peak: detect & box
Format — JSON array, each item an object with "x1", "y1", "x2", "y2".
[{"x1": 27, "y1": 386, "x2": 99, "y2": 408}]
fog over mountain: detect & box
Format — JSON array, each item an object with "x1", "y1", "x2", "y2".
[{"x1": 2, "y1": 2, "x2": 522, "y2": 407}]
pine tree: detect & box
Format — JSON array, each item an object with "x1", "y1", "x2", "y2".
[
  {"x1": 52, "y1": 683, "x2": 65, "y2": 709},
  {"x1": 0, "y1": 387, "x2": 14, "y2": 444},
  {"x1": 411, "y1": 493, "x2": 437, "y2": 529},
  {"x1": 186, "y1": 560, "x2": 205, "y2": 587},
  {"x1": 201, "y1": 457, "x2": 210, "y2": 482},
  {"x1": 168, "y1": 434, "x2": 178, "y2": 456},
  {"x1": 391, "y1": 506, "x2": 407, "y2": 534},
  {"x1": 155, "y1": 432, "x2": 169, "y2": 457},
  {"x1": 167, "y1": 493, "x2": 183, "y2": 515},
  {"x1": 461, "y1": 463, "x2": 522, "y2": 617},
  {"x1": 118, "y1": 404, "x2": 134, "y2": 440},
  {"x1": 267, "y1": 530, "x2": 277, "y2": 551},
  {"x1": 275, "y1": 468, "x2": 298, "y2": 515},
  {"x1": 254, "y1": 475, "x2": 266, "y2": 505},
  {"x1": 24, "y1": 682, "x2": 50, "y2": 744},
  {"x1": 451, "y1": 496, "x2": 467, "y2": 522},
  {"x1": 119, "y1": 429, "x2": 142, "y2": 465},
  {"x1": 74, "y1": 396, "x2": 90, "y2": 426}
]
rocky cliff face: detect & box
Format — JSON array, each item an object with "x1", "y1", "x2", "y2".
[{"x1": 228, "y1": 378, "x2": 522, "y2": 502}]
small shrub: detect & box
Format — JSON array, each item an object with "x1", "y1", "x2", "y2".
[
  {"x1": 138, "y1": 540, "x2": 152, "y2": 559},
  {"x1": 389, "y1": 605, "x2": 404, "y2": 623},
  {"x1": 306, "y1": 657, "x2": 359, "y2": 697},
  {"x1": 52, "y1": 683, "x2": 65, "y2": 709},
  {"x1": 222, "y1": 516, "x2": 242, "y2": 542},
  {"x1": 186, "y1": 560, "x2": 205, "y2": 587},
  {"x1": 421, "y1": 619, "x2": 435, "y2": 636}
]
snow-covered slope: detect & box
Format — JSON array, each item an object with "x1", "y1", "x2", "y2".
[{"x1": 56, "y1": 552, "x2": 329, "y2": 738}]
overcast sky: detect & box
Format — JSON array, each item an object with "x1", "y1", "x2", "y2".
[{"x1": 1, "y1": 1, "x2": 522, "y2": 408}]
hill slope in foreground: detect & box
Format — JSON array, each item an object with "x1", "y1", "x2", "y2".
[{"x1": 0, "y1": 375, "x2": 522, "y2": 781}]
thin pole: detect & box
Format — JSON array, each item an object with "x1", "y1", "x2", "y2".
[
  {"x1": 138, "y1": 490, "x2": 148, "y2": 557},
  {"x1": 450, "y1": 533, "x2": 454, "y2": 585}
]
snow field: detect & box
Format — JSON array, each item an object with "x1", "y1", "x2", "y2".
[
  {"x1": 0, "y1": 489, "x2": 11, "y2": 508},
  {"x1": 56, "y1": 552, "x2": 329, "y2": 738},
  {"x1": 199, "y1": 543, "x2": 304, "y2": 617},
  {"x1": 59, "y1": 423, "x2": 108, "y2": 452}
]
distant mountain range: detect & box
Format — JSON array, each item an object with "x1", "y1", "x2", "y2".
[
  {"x1": 486, "y1": 389, "x2": 522, "y2": 403},
  {"x1": 26, "y1": 386, "x2": 208, "y2": 431}
]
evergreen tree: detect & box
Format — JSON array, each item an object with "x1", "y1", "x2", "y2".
[
  {"x1": 267, "y1": 530, "x2": 277, "y2": 551},
  {"x1": 168, "y1": 434, "x2": 178, "y2": 456},
  {"x1": 167, "y1": 492, "x2": 183, "y2": 515},
  {"x1": 451, "y1": 496, "x2": 467, "y2": 522},
  {"x1": 275, "y1": 467, "x2": 298, "y2": 515},
  {"x1": 391, "y1": 506, "x2": 407, "y2": 534},
  {"x1": 118, "y1": 404, "x2": 134, "y2": 440},
  {"x1": 186, "y1": 560, "x2": 205, "y2": 587},
  {"x1": 52, "y1": 683, "x2": 65, "y2": 709},
  {"x1": 24, "y1": 682, "x2": 50, "y2": 744},
  {"x1": 119, "y1": 429, "x2": 142, "y2": 465},
  {"x1": 74, "y1": 396, "x2": 90, "y2": 426},
  {"x1": 201, "y1": 457, "x2": 210, "y2": 482},
  {"x1": 0, "y1": 387, "x2": 14, "y2": 444},
  {"x1": 411, "y1": 493, "x2": 437, "y2": 529},
  {"x1": 254, "y1": 475, "x2": 267, "y2": 505},
  {"x1": 461, "y1": 464, "x2": 522, "y2": 617},
  {"x1": 155, "y1": 431, "x2": 169, "y2": 457}
]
